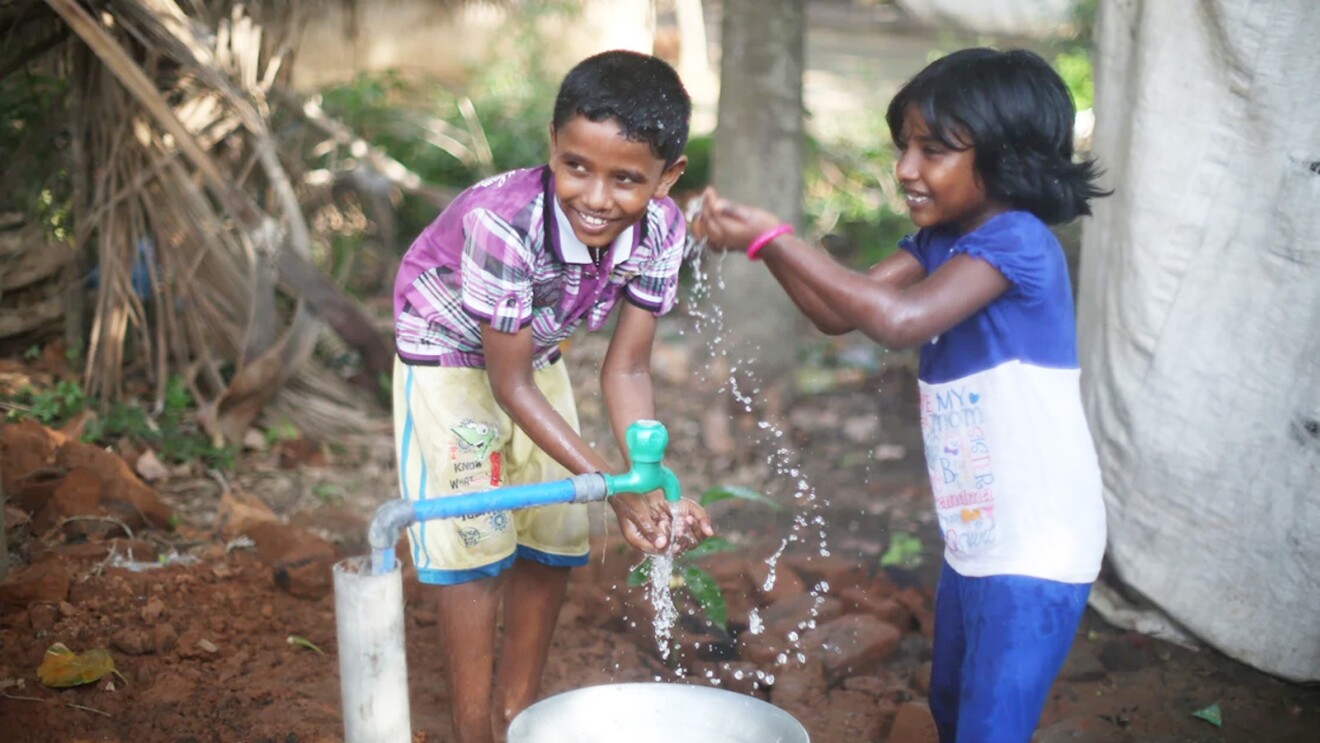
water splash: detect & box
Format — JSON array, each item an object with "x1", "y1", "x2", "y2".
[{"x1": 631, "y1": 198, "x2": 837, "y2": 684}]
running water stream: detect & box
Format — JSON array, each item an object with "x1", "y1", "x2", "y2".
[{"x1": 632, "y1": 198, "x2": 840, "y2": 687}]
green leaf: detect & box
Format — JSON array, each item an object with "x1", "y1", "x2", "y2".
[
  {"x1": 681, "y1": 565, "x2": 727, "y2": 631},
  {"x1": 879, "y1": 532, "x2": 924, "y2": 568},
  {"x1": 626, "y1": 559, "x2": 652, "y2": 587},
  {"x1": 683, "y1": 536, "x2": 739, "y2": 560},
  {"x1": 699, "y1": 485, "x2": 781, "y2": 511},
  {"x1": 1191, "y1": 703, "x2": 1223, "y2": 728},
  {"x1": 287, "y1": 635, "x2": 325, "y2": 655}
]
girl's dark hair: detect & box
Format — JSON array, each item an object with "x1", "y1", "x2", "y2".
[
  {"x1": 885, "y1": 48, "x2": 1109, "y2": 225},
  {"x1": 553, "y1": 50, "x2": 691, "y2": 167}
]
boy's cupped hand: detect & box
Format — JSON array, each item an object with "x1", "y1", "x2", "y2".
[
  {"x1": 610, "y1": 492, "x2": 715, "y2": 555},
  {"x1": 691, "y1": 186, "x2": 785, "y2": 253}
]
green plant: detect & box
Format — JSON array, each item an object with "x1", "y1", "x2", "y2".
[
  {"x1": 1053, "y1": 49, "x2": 1094, "y2": 111},
  {"x1": 2, "y1": 375, "x2": 236, "y2": 470},
  {"x1": 23, "y1": 380, "x2": 87, "y2": 424},
  {"x1": 803, "y1": 128, "x2": 912, "y2": 268},
  {"x1": 627, "y1": 485, "x2": 781, "y2": 633}
]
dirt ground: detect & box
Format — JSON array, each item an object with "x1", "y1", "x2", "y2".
[{"x1": 2, "y1": 312, "x2": 1319, "y2": 743}]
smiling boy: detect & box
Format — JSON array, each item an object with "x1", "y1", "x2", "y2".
[{"x1": 391, "y1": 50, "x2": 713, "y2": 742}]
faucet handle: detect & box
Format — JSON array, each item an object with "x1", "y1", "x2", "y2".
[{"x1": 625, "y1": 419, "x2": 668, "y2": 463}]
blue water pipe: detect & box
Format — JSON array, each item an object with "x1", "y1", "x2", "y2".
[{"x1": 367, "y1": 420, "x2": 680, "y2": 574}]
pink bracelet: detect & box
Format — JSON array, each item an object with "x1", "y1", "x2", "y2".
[{"x1": 746, "y1": 224, "x2": 794, "y2": 260}]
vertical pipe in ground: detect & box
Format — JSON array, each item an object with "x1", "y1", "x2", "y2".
[{"x1": 335, "y1": 556, "x2": 411, "y2": 743}]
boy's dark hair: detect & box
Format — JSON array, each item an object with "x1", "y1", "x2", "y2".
[
  {"x1": 553, "y1": 50, "x2": 691, "y2": 167},
  {"x1": 885, "y1": 47, "x2": 1109, "y2": 225}
]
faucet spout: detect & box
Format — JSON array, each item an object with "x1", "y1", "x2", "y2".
[{"x1": 602, "y1": 420, "x2": 681, "y2": 503}]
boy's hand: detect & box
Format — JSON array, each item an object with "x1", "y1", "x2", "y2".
[
  {"x1": 692, "y1": 186, "x2": 785, "y2": 253},
  {"x1": 609, "y1": 492, "x2": 715, "y2": 554}
]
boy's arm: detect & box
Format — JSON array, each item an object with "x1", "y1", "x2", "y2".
[
  {"x1": 482, "y1": 322, "x2": 614, "y2": 476},
  {"x1": 482, "y1": 321, "x2": 683, "y2": 552},
  {"x1": 601, "y1": 302, "x2": 715, "y2": 546}
]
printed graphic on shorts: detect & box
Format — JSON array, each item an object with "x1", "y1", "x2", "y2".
[
  {"x1": 920, "y1": 384, "x2": 997, "y2": 556},
  {"x1": 456, "y1": 511, "x2": 511, "y2": 547},
  {"x1": 450, "y1": 418, "x2": 498, "y2": 457},
  {"x1": 447, "y1": 418, "x2": 503, "y2": 492}
]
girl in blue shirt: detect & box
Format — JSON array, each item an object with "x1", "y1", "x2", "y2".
[{"x1": 696, "y1": 48, "x2": 1110, "y2": 742}]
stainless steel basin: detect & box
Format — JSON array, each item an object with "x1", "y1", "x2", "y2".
[{"x1": 507, "y1": 682, "x2": 810, "y2": 743}]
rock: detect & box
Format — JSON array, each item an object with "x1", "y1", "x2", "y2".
[
  {"x1": 153, "y1": 623, "x2": 179, "y2": 654},
  {"x1": 57, "y1": 601, "x2": 76, "y2": 618},
  {"x1": 1097, "y1": 634, "x2": 1156, "y2": 673},
  {"x1": 782, "y1": 552, "x2": 869, "y2": 594},
  {"x1": 807, "y1": 614, "x2": 902, "y2": 684},
  {"x1": 841, "y1": 587, "x2": 913, "y2": 630},
  {"x1": 214, "y1": 490, "x2": 278, "y2": 541},
  {"x1": 244, "y1": 521, "x2": 337, "y2": 599},
  {"x1": 0, "y1": 419, "x2": 63, "y2": 493},
  {"x1": 56, "y1": 440, "x2": 173, "y2": 530},
  {"x1": 141, "y1": 597, "x2": 166, "y2": 623},
  {"x1": 748, "y1": 558, "x2": 807, "y2": 605},
  {"x1": 39, "y1": 467, "x2": 106, "y2": 536},
  {"x1": 912, "y1": 661, "x2": 932, "y2": 695},
  {"x1": 28, "y1": 602, "x2": 58, "y2": 631},
  {"x1": 111, "y1": 627, "x2": 155, "y2": 655},
  {"x1": 716, "y1": 661, "x2": 764, "y2": 695},
  {"x1": 133, "y1": 449, "x2": 171, "y2": 483},
  {"x1": 886, "y1": 701, "x2": 939, "y2": 743},
  {"x1": 737, "y1": 634, "x2": 787, "y2": 667},
  {"x1": 1059, "y1": 645, "x2": 1108, "y2": 682},
  {"x1": 893, "y1": 587, "x2": 935, "y2": 638},
  {"x1": 763, "y1": 594, "x2": 845, "y2": 638},
  {"x1": 0, "y1": 560, "x2": 70, "y2": 605},
  {"x1": 842, "y1": 674, "x2": 889, "y2": 696},
  {"x1": 772, "y1": 661, "x2": 827, "y2": 707}
]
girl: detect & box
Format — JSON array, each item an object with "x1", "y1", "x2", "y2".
[{"x1": 695, "y1": 48, "x2": 1109, "y2": 742}]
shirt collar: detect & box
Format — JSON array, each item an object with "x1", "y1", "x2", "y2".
[{"x1": 551, "y1": 195, "x2": 634, "y2": 266}]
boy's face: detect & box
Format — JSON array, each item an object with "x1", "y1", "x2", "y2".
[
  {"x1": 895, "y1": 105, "x2": 1003, "y2": 234},
  {"x1": 549, "y1": 116, "x2": 687, "y2": 248}
]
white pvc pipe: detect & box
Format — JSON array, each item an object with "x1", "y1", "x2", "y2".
[{"x1": 335, "y1": 556, "x2": 411, "y2": 743}]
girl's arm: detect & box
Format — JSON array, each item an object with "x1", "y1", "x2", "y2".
[
  {"x1": 760, "y1": 238, "x2": 1008, "y2": 349},
  {"x1": 694, "y1": 191, "x2": 929, "y2": 335},
  {"x1": 697, "y1": 187, "x2": 1006, "y2": 348}
]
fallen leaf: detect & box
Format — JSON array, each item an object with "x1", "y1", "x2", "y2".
[
  {"x1": 287, "y1": 635, "x2": 325, "y2": 655},
  {"x1": 1192, "y1": 703, "x2": 1223, "y2": 728},
  {"x1": 36, "y1": 643, "x2": 121, "y2": 688},
  {"x1": 134, "y1": 449, "x2": 170, "y2": 482}
]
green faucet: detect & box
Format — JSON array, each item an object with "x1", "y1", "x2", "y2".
[{"x1": 602, "y1": 420, "x2": 681, "y2": 503}]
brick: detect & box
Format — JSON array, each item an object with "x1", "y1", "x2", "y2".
[
  {"x1": 886, "y1": 701, "x2": 939, "y2": 743},
  {"x1": 807, "y1": 613, "x2": 902, "y2": 684}
]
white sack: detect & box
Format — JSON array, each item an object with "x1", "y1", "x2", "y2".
[
  {"x1": 895, "y1": 0, "x2": 1075, "y2": 37},
  {"x1": 1078, "y1": 0, "x2": 1320, "y2": 682}
]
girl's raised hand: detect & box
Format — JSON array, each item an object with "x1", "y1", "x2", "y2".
[{"x1": 692, "y1": 186, "x2": 784, "y2": 253}]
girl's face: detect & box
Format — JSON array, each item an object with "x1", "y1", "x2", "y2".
[{"x1": 895, "y1": 105, "x2": 1004, "y2": 234}]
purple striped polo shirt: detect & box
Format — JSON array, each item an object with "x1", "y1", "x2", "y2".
[{"x1": 393, "y1": 166, "x2": 686, "y2": 369}]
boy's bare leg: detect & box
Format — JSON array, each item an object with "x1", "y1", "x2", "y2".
[
  {"x1": 437, "y1": 575, "x2": 506, "y2": 743},
  {"x1": 491, "y1": 560, "x2": 572, "y2": 737}
]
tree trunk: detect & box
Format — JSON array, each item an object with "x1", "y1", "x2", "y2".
[{"x1": 709, "y1": 0, "x2": 806, "y2": 384}]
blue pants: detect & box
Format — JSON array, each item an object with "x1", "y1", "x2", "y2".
[{"x1": 929, "y1": 562, "x2": 1091, "y2": 743}]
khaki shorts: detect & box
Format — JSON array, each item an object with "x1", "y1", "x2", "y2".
[{"x1": 393, "y1": 357, "x2": 590, "y2": 585}]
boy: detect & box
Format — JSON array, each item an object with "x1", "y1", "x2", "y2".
[{"x1": 392, "y1": 50, "x2": 714, "y2": 742}]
